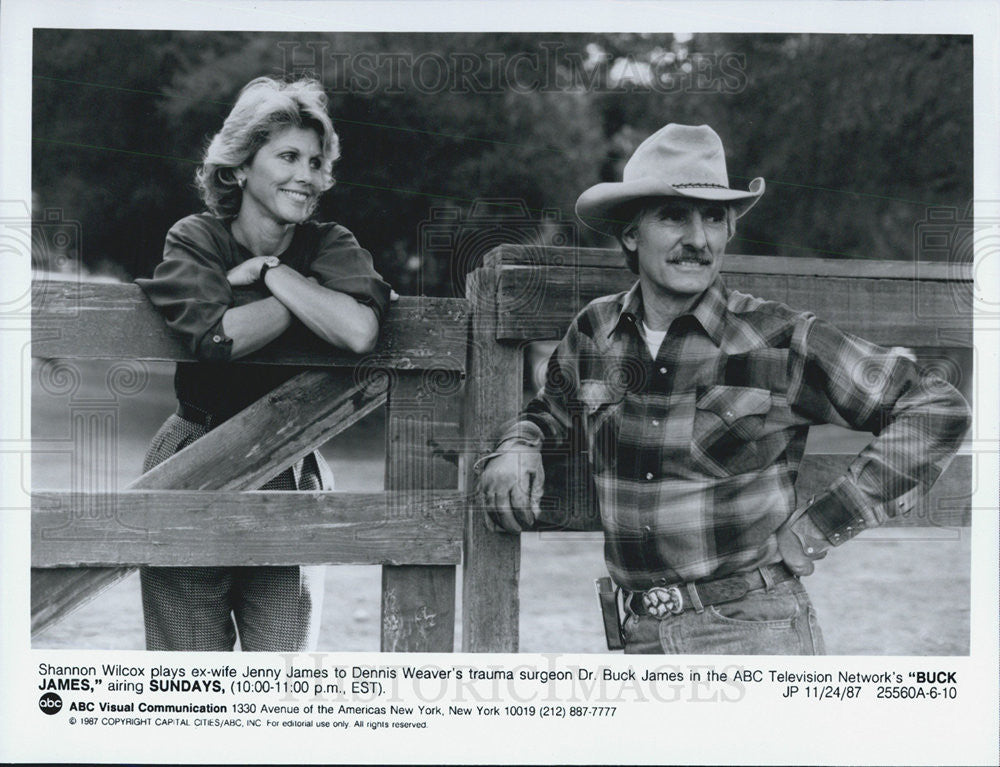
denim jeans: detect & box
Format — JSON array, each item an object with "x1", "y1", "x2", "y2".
[{"x1": 622, "y1": 578, "x2": 825, "y2": 655}]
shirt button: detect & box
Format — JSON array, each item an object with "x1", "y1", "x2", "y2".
[
  {"x1": 645, "y1": 472, "x2": 654, "y2": 480},
  {"x1": 724, "y1": 410, "x2": 734, "y2": 419},
  {"x1": 659, "y1": 367, "x2": 667, "y2": 375},
  {"x1": 212, "y1": 335, "x2": 222, "y2": 343},
  {"x1": 652, "y1": 419, "x2": 660, "y2": 426}
]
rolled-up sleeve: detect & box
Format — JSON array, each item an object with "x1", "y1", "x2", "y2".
[
  {"x1": 787, "y1": 315, "x2": 972, "y2": 545},
  {"x1": 309, "y1": 225, "x2": 392, "y2": 324},
  {"x1": 135, "y1": 216, "x2": 235, "y2": 361}
]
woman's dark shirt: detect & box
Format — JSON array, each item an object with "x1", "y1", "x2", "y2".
[{"x1": 136, "y1": 213, "x2": 391, "y2": 423}]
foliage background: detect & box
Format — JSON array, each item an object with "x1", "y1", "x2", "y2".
[{"x1": 32, "y1": 31, "x2": 972, "y2": 293}]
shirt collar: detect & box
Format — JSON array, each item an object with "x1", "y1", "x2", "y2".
[
  {"x1": 610, "y1": 277, "x2": 729, "y2": 347},
  {"x1": 610, "y1": 280, "x2": 644, "y2": 336},
  {"x1": 689, "y1": 278, "x2": 729, "y2": 346}
]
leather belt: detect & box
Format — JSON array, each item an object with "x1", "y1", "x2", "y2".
[
  {"x1": 625, "y1": 563, "x2": 795, "y2": 619},
  {"x1": 176, "y1": 401, "x2": 217, "y2": 429}
]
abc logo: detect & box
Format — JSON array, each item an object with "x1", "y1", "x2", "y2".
[{"x1": 39, "y1": 692, "x2": 63, "y2": 715}]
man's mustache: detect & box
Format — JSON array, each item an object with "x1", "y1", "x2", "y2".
[{"x1": 666, "y1": 251, "x2": 712, "y2": 265}]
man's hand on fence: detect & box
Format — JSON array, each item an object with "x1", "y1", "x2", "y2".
[{"x1": 477, "y1": 447, "x2": 544, "y2": 533}]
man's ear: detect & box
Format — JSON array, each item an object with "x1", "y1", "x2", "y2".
[
  {"x1": 726, "y1": 206, "x2": 737, "y2": 242},
  {"x1": 620, "y1": 224, "x2": 638, "y2": 252}
]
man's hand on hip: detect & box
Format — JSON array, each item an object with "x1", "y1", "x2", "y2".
[
  {"x1": 776, "y1": 505, "x2": 829, "y2": 576},
  {"x1": 477, "y1": 446, "x2": 544, "y2": 533}
]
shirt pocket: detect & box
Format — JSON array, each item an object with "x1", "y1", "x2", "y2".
[
  {"x1": 578, "y1": 381, "x2": 624, "y2": 474},
  {"x1": 691, "y1": 385, "x2": 772, "y2": 478}
]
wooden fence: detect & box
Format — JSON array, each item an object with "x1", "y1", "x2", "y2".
[
  {"x1": 459, "y1": 246, "x2": 973, "y2": 651},
  {"x1": 30, "y1": 246, "x2": 973, "y2": 652},
  {"x1": 31, "y1": 281, "x2": 468, "y2": 651}
]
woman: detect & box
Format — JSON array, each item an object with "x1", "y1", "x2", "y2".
[{"x1": 136, "y1": 77, "x2": 391, "y2": 651}]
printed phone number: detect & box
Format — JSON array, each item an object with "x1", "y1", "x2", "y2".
[{"x1": 508, "y1": 705, "x2": 617, "y2": 718}]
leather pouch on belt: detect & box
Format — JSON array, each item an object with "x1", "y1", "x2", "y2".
[{"x1": 595, "y1": 577, "x2": 624, "y2": 650}]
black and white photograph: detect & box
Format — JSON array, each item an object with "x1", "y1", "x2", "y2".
[
  {"x1": 2, "y1": 1, "x2": 998, "y2": 764},
  {"x1": 26, "y1": 26, "x2": 976, "y2": 655}
]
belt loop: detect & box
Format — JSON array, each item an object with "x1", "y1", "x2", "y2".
[
  {"x1": 623, "y1": 590, "x2": 638, "y2": 618},
  {"x1": 758, "y1": 565, "x2": 774, "y2": 592},
  {"x1": 177, "y1": 400, "x2": 215, "y2": 430},
  {"x1": 685, "y1": 582, "x2": 705, "y2": 613}
]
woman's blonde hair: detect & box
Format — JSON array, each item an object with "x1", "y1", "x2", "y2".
[{"x1": 195, "y1": 77, "x2": 339, "y2": 217}]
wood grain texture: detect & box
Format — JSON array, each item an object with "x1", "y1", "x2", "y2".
[
  {"x1": 31, "y1": 281, "x2": 469, "y2": 372},
  {"x1": 486, "y1": 244, "x2": 974, "y2": 280},
  {"x1": 534, "y1": 454, "x2": 972, "y2": 532},
  {"x1": 30, "y1": 568, "x2": 140, "y2": 640},
  {"x1": 30, "y1": 254, "x2": 973, "y2": 646},
  {"x1": 32, "y1": 490, "x2": 464, "y2": 567},
  {"x1": 496, "y1": 266, "x2": 973, "y2": 346},
  {"x1": 133, "y1": 370, "x2": 387, "y2": 492},
  {"x1": 461, "y1": 267, "x2": 523, "y2": 652},
  {"x1": 382, "y1": 373, "x2": 458, "y2": 652},
  {"x1": 31, "y1": 370, "x2": 385, "y2": 636}
]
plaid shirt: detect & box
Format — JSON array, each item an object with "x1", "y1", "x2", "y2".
[{"x1": 496, "y1": 278, "x2": 970, "y2": 590}]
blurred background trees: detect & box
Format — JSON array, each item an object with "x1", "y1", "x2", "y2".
[{"x1": 32, "y1": 31, "x2": 972, "y2": 294}]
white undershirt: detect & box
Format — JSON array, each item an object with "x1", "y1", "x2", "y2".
[{"x1": 642, "y1": 322, "x2": 667, "y2": 360}]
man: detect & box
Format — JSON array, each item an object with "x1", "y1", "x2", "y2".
[{"x1": 477, "y1": 123, "x2": 971, "y2": 655}]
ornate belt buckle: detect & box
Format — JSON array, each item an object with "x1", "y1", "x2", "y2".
[{"x1": 642, "y1": 585, "x2": 684, "y2": 619}]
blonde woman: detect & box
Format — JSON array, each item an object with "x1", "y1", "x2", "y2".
[{"x1": 136, "y1": 77, "x2": 391, "y2": 651}]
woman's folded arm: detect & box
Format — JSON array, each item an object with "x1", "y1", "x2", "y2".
[{"x1": 263, "y1": 264, "x2": 379, "y2": 354}]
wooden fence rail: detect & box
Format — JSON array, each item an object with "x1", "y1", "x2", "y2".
[
  {"x1": 31, "y1": 285, "x2": 469, "y2": 650},
  {"x1": 487, "y1": 247, "x2": 973, "y2": 346},
  {"x1": 32, "y1": 491, "x2": 465, "y2": 567},
  {"x1": 32, "y1": 281, "x2": 468, "y2": 368},
  {"x1": 31, "y1": 247, "x2": 975, "y2": 653},
  {"x1": 461, "y1": 247, "x2": 974, "y2": 651}
]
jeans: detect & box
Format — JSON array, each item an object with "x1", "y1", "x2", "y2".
[{"x1": 623, "y1": 578, "x2": 825, "y2": 655}]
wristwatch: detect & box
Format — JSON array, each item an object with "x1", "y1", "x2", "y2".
[{"x1": 258, "y1": 261, "x2": 277, "y2": 291}]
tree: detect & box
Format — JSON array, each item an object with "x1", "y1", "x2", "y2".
[{"x1": 31, "y1": 31, "x2": 972, "y2": 293}]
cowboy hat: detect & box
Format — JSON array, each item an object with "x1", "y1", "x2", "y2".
[{"x1": 575, "y1": 123, "x2": 765, "y2": 235}]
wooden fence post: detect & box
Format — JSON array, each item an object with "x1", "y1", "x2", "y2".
[
  {"x1": 381, "y1": 370, "x2": 458, "y2": 651},
  {"x1": 30, "y1": 283, "x2": 472, "y2": 642},
  {"x1": 461, "y1": 267, "x2": 522, "y2": 652}
]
